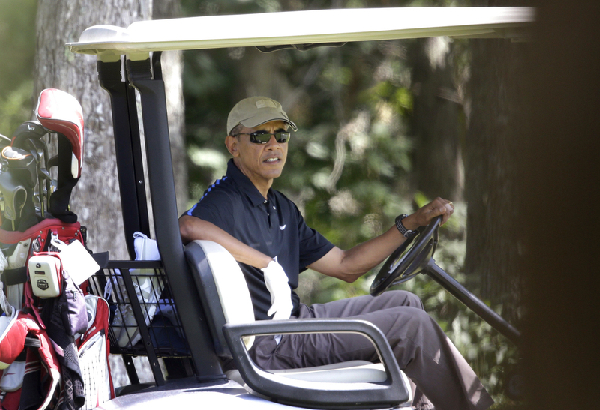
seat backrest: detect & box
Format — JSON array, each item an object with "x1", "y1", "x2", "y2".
[{"x1": 185, "y1": 240, "x2": 255, "y2": 357}]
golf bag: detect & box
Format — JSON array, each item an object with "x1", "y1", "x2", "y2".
[
  {"x1": 0, "y1": 89, "x2": 114, "y2": 409},
  {"x1": 0, "y1": 217, "x2": 113, "y2": 410}
]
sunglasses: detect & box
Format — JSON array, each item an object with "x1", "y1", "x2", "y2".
[{"x1": 236, "y1": 130, "x2": 291, "y2": 144}]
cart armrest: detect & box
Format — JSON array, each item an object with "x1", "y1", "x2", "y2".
[{"x1": 223, "y1": 318, "x2": 411, "y2": 409}]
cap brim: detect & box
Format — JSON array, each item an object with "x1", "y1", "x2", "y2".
[{"x1": 240, "y1": 108, "x2": 297, "y2": 131}]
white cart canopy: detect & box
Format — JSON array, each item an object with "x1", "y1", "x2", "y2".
[{"x1": 68, "y1": 7, "x2": 534, "y2": 59}]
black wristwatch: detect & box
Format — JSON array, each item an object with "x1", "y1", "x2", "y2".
[{"x1": 395, "y1": 214, "x2": 417, "y2": 239}]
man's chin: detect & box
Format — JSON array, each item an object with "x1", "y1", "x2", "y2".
[
  {"x1": 262, "y1": 162, "x2": 285, "y2": 175},
  {"x1": 261, "y1": 167, "x2": 284, "y2": 180},
  {"x1": 265, "y1": 170, "x2": 283, "y2": 179}
]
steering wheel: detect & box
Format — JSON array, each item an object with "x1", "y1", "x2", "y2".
[{"x1": 370, "y1": 215, "x2": 442, "y2": 296}]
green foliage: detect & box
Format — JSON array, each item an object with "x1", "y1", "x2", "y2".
[
  {"x1": 0, "y1": 0, "x2": 37, "y2": 136},
  {"x1": 400, "y1": 219, "x2": 521, "y2": 404},
  {"x1": 0, "y1": 0, "x2": 37, "y2": 95},
  {"x1": 0, "y1": 81, "x2": 34, "y2": 137}
]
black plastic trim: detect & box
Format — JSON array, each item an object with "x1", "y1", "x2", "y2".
[
  {"x1": 118, "y1": 266, "x2": 165, "y2": 385},
  {"x1": 224, "y1": 319, "x2": 410, "y2": 409},
  {"x1": 98, "y1": 59, "x2": 150, "y2": 259},
  {"x1": 126, "y1": 55, "x2": 225, "y2": 382},
  {"x1": 184, "y1": 241, "x2": 230, "y2": 358}
]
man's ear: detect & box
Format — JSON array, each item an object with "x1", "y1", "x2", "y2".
[{"x1": 225, "y1": 135, "x2": 239, "y2": 157}]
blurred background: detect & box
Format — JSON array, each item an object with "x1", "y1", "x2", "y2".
[{"x1": 0, "y1": 0, "x2": 533, "y2": 408}]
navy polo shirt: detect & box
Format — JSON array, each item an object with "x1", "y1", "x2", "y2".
[{"x1": 185, "y1": 159, "x2": 334, "y2": 320}]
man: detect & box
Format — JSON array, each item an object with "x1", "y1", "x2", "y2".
[{"x1": 179, "y1": 96, "x2": 493, "y2": 410}]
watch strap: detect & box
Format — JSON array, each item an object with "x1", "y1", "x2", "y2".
[{"x1": 395, "y1": 214, "x2": 416, "y2": 239}]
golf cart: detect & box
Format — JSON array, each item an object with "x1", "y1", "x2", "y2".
[{"x1": 3, "y1": 6, "x2": 533, "y2": 410}]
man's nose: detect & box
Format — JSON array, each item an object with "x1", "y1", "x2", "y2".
[{"x1": 265, "y1": 134, "x2": 279, "y2": 146}]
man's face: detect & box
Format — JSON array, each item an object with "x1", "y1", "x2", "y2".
[{"x1": 226, "y1": 120, "x2": 289, "y2": 189}]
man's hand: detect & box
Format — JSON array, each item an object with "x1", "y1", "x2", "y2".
[
  {"x1": 402, "y1": 197, "x2": 455, "y2": 231},
  {"x1": 261, "y1": 260, "x2": 293, "y2": 320}
]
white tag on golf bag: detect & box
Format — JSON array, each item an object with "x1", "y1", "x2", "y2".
[
  {"x1": 50, "y1": 237, "x2": 100, "y2": 286},
  {"x1": 28, "y1": 255, "x2": 62, "y2": 298}
]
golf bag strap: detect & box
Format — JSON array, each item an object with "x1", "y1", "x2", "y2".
[
  {"x1": 25, "y1": 336, "x2": 41, "y2": 348},
  {"x1": 47, "y1": 134, "x2": 79, "y2": 224},
  {"x1": 0, "y1": 218, "x2": 80, "y2": 245},
  {"x1": 17, "y1": 312, "x2": 61, "y2": 410},
  {"x1": 23, "y1": 285, "x2": 44, "y2": 329},
  {"x1": 1, "y1": 267, "x2": 27, "y2": 286}
]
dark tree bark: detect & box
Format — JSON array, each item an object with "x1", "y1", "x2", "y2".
[
  {"x1": 410, "y1": 37, "x2": 464, "y2": 202},
  {"x1": 34, "y1": 0, "x2": 152, "y2": 259},
  {"x1": 464, "y1": 5, "x2": 529, "y2": 323},
  {"x1": 519, "y1": 2, "x2": 600, "y2": 409}
]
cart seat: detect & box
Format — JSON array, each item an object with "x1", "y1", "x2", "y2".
[
  {"x1": 185, "y1": 240, "x2": 412, "y2": 409},
  {"x1": 225, "y1": 360, "x2": 388, "y2": 386}
]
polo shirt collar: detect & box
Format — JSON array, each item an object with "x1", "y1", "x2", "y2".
[{"x1": 226, "y1": 159, "x2": 272, "y2": 207}]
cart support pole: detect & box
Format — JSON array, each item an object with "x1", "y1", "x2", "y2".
[
  {"x1": 126, "y1": 53, "x2": 226, "y2": 382},
  {"x1": 98, "y1": 58, "x2": 151, "y2": 260},
  {"x1": 424, "y1": 258, "x2": 521, "y2": 345}
]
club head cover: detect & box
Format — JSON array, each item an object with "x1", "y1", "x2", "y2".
[
  {"x1": 0, "y1": 310, "x2": 27, "y2": 370},
  {"x1": 35, "y1": 88, "x2": 84, "y2": 178}
]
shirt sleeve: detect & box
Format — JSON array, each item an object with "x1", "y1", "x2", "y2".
[
  {"x1": 184, "y1": 188, "x2": 234, "y2": 235},
  {"x1": 296, "y1": 206, "x2": 334, "y2": 270}
]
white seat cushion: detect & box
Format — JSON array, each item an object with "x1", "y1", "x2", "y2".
[
  {"x1": 229, "y1": 362, "x2": 412, "y2": 405},
  {"x1": 195, "y1": 240, "x2": 255, "y2": 349},
  {"x1": 228, "y1": 361, "x2": 388, "y2": 384},
  {"x1": 272, "y1": 361, "x2": 388, "y2": 383}
]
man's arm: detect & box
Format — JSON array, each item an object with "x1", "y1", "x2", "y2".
[
  {"x1": 179, "y1": 215, "x2": 272, "y2": 269},
  {"x1": 308, "y1": 197, "x2": 454, "y2": 283}
]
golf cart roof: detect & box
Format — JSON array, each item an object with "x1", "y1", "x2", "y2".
[{"x1": 68, "y1": 7, "x2": 534, "y2": 59}]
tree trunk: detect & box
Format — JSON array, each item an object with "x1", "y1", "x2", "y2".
[
  {"x1": 34, "y1": 0, "x2": 185, "y2": 257},
  {"x1": 34, "y1": 0, "x2": 151, "y2": 259},
  {"x1": 519, "y1": 1, "x2": 600, "y2": 408},
  {"x1": 409, "y1": 37, "x2": 464, "y2": 202},
  {"x1": 464, "y1": 36, "x2": 528, "y2": 323}
]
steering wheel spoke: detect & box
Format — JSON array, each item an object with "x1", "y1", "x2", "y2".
[{"x1": 370, "y1": 216, "x2": 442, "y2": 296}]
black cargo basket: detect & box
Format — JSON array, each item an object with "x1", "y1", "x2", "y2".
[{"x1": 88, "y1": 260, "x2": 191, "y2": 385}]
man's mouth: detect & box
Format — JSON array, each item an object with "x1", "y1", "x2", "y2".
[{"x1": 263, "y1": 157, "x2": 280, "y2": 163}]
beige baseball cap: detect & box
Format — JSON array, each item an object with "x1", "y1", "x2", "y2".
[{"x1": 226, "y1": 97, "x2": 297, "y2": 135}]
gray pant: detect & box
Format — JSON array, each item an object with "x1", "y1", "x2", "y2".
[{"x1": 249, "y1": 290, "x2": 494, "y2": 410}]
